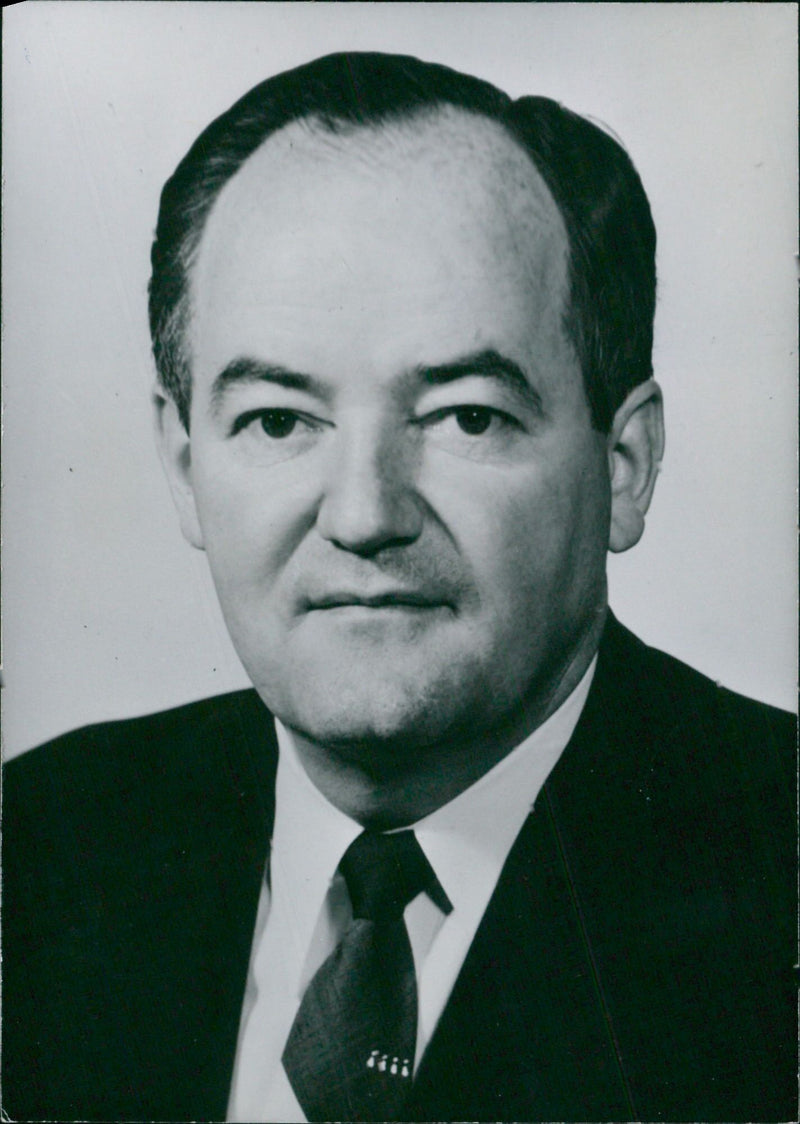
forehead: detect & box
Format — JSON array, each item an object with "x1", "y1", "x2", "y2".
[{"x1": 190, "y1": 108, "x2": 572, "y2": 379}]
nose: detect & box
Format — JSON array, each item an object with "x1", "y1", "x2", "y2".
[{"x1": 316, "y1": 420, "x2": 424, "y2": 554}]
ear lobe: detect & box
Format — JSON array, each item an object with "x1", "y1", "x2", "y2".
[
  {"x1": 607, "y1": 379, "x2": 664, "y2": 554},
  {"x1": 153, "y1": 390, "x2": 205, "y2": 550}
]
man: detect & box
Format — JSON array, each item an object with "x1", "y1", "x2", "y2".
[{"x1": 3, "y1": 51, "x2": 795, "y2": 1122}]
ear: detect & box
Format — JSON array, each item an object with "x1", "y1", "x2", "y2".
[
  {"x1": 607, "y1": 379, "x2": 664, "y2": 554},
  {"x1": 153, "y1": 390, "x2": 205, "y2": 550}
]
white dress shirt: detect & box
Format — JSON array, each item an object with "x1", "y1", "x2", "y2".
[{"x1": 227, "y1": 658, "x2": 595, "y2": 1122}]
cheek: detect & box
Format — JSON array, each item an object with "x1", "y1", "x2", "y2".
[
  {"x1": 193, "y1": 438, "x2": 325, "y2": 562},
  {"x1": 190, "y1": 458, "x2": 303, "y2": 590},
  {"x1": 442, "y1": 459, "x2": 609, "y2": 611}
]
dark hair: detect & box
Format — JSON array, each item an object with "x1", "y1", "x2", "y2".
[{"x1": 149, "y1": 51, "x2": 656, "y2": 433}]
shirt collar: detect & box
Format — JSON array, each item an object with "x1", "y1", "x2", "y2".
[
  {"x1": 268, "y1": 725, "x2": 361, "y2": 961},
  {"x1": 270, "y1": 654, "x2": 596, "y2": 946},
  {"x1": 412, "y1": 656, "x2": 596, "y2": 919}
]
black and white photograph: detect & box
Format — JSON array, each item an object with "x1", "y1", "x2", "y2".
[{"x1": 2, "y1": 3, "x2": 797, "y2": 1120}]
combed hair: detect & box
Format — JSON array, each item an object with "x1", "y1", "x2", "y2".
[{"x1": 149, "y1": 51, "x2": 656, "y2": 432}]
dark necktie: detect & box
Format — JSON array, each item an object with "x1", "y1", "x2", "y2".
[{"x1": 282, "y1": 829, "x2": 448, "y2": 1122}]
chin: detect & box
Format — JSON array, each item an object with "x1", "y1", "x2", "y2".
[
  {"x1": 279, "y1": 684, "x2": 441, "y2": 751},
  {"x1": 256, "y1": 647, "x2": 487, "y2": 756}
]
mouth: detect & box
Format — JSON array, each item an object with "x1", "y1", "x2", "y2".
[{"x1": 304, "y1": 590, "x2": 451, "y2": 612}]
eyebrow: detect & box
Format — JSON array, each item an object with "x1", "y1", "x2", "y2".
[
  {"x1": 210, "y1": 357, "x2": 332, "y2": 414},
  {"x1": 209, "y1": 348, "x2": 543, "y2": 415},
  {"x1": 414, "y1": 349, "x2": 543, "y2": 414}
]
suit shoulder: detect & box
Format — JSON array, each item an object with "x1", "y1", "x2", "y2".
[
  {"x1": 5, "y1": 688, "x2": 267, "y2": 783},
  {"x1": 3, "y1": 688, "x2": 277, "y2": 947},
  {"x1": 12, "y1": 686, "x2": 267, "y2": 754},
  {"x1": 603, "y1": 615, "x2": 796, "y2": 745},
  {"x1": 2, "y1": 693, "x2": 275, "y2": 1120},
  {"x1": 2, "y1": 689, "x2": 277, "y2": 844}
]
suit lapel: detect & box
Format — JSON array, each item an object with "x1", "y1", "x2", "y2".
[{"x1": 407, "y1": 619, "x2": 638, "y2": 1121}]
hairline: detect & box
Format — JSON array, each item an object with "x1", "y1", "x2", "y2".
[{"x1": 170, "y1": 103, "x2": 583, "y2": 431}]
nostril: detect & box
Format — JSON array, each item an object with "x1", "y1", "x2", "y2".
[
  {"x1": 317, "y1": 498, "x2": 423, "y2": 554},
  {"x1": 315, "y1": 428, "x2": 424, "y2": 552},
  {"x1": 316, "y1": 470, "x2": 423, "y2": 553}
]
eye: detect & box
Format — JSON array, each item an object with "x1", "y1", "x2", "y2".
[
  {"x1": 419, "y1": 404, "x2": 517, "y2": 437},
  {"x1": 258, "y1": 409, "x2": 298, "y2": 438},
  {"x1": 414, "y1": 401, "x2": 527, "y2": 460},
  {"x1": 452, "y1": 406, "x2": 494, "y2": 436},
  {"x1": 228, "y1": 406, "x2": 327, "y2": 461},
  {"x1": 230, "y1": 407, "x2": 312, "y2": 439}
]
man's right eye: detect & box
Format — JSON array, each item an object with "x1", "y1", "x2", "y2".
[
  {"x1": 230, "y1": 408, "x2": 303, "y2": 438},
  {"x1": 258, "y1": 409, "x2": 297, "y2": 438}
]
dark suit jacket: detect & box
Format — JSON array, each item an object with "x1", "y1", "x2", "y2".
[{"x1": 3, "y1": 616, "x2": 796, "y2": 1121}]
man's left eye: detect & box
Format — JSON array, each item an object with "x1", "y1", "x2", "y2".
[
  {"x1": 422, "y1": 404, "x2": 516, "y2": 436},
  {"x1": 416, "y1": 403, "x2": 525, "y2": 458},
  {"x1": 451, "y1": 406, "x2": 494, "y2": 435}
]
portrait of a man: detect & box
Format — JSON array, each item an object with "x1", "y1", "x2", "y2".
[{"x1": 2, "y1": 6, "x2": 796, "y2": 1123}]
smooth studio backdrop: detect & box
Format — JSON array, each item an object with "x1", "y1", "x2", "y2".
[{"x1": 3, "y1": 2, "x2": 797, "y2": 759}]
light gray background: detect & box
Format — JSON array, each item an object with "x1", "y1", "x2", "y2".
[{"x1": 3, "y1": 2, "x2": 797, "y2": 760}]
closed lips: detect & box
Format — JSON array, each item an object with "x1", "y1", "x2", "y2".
[{"x1": 307, "y1": 592, "x2": 448, "y2": 609}]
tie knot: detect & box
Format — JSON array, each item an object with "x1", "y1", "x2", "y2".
[{"x1": 340, "y1": 830, "x2": 440, "y2": 922}]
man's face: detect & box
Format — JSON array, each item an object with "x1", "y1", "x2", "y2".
[{"x1": 181, "y1": 111, "x2": 611, "y2": 758}]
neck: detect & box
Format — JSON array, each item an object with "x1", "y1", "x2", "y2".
[{"x1": 288, "y1": 611, "x2": 605, "y2": 829}]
